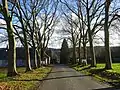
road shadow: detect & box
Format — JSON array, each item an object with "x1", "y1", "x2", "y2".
[
  {"x1": 43, "y1": 74, "x2": 90, "y2": 80},
  {"x1": 1, "y1": 74, "x2": 90, "y2": 82},
  {"x1": 75, "y1": 65, "x2": 92, "y2": 71},
  {"x1": 50, "y1": 70, "x2": 74, "y2": 73},
  {"x1": 92, "y1": 87, "x2": 120, "y2": 90}
]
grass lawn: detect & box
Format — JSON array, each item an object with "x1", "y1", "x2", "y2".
[
  {"x1": 73, "y1": 63, "x2": 120, "y2": 87},
  {"x1": 96, "y1": 63, "x2": 120, "y2": 73},
  {"x1": 73, "y1": 63, "x2": 120, "y2": 73},
  {"x1": 0, "y1": 67, "x2": 52, "y2": 90}
]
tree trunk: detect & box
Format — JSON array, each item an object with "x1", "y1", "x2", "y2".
[
  {"x1": 83, "y1": 42, "x2": 86, "y2": 59},
  {"x1": 7, "y1": 21, "x2": 18, "y2": 77},
  {"x1": 36, "y1": 50, "x2": 41, "y2": 68},
  {"x1": 2, "y1": 0, "x2": 18, "y2": 77},
  {"x1": 86, "y1": 7, "x2": 96, "y2": 67},
  {"x1": 72, "y1": 44, "x2": 76, "y2": 64},
  {"x1": 42, "y1": 48, "x2": 45, "y2": 61},
  {"x1": 41, "y1": 48, "x2": 44, "y2": 66},
  {"x1": 104, "y1": 0, "x2": 112, "y2": 69},
  {"x1": 16, "y1": 3, "x2": 32, "y2": 72},
  {"x1": 25, "y1": 41, "x2": 32, "y2": 72},
  {"x1": 22, "y1": 28, "x2": 32, "y2": 72},
  {"x1": 32, "y1": 47, "x2": 38, "y2": 69},
  {"x1": 78, "y1": 39, "x2": 82, "y2": 65},
  {"x1": 71, "y1": 31, "x2": 76, "y2": 64},
  {"x1": 89, "y1": 36, "x2": 96, "y2": 67}
]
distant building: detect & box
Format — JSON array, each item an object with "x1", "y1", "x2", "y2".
[{"x1": 0, "y1": 47, "x2": 45, "y2": 67}]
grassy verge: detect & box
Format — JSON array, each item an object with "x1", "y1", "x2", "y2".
[
  {"x1": 0, "y1": 66, "x2": 52, "y2": 90},
  {"x1": 72, "y1": 63, "x2": 120, "y2": 87}
]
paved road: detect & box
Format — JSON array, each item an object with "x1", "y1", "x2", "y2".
[{"x1": 38, "y1": 65, "x2": 120, "y2": 90}]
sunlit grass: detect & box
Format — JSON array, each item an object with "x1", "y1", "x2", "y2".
[
  {"x1": 73, "y1": 64, "x2": 90, "y2": 71},
  {"x1": 95, "y1": 63, "x2": 120, "y2": 73},
  {"x1": 0, "y1": 67, "x2": 52, "y2": 90},
  {"x1": 73, "y1": 63, "x2": 120, "y2": 87}
]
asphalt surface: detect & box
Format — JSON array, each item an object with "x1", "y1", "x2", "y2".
[{"x1": 38, "y1": 65, "x2": 120, "y2": 90}]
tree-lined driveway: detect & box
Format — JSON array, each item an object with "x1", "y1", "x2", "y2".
[{"x1": 38, "y1": 65, "x2": 120, "y2": 90}]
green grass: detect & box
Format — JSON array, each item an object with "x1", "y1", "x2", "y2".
[
  {"x1": 0, "y1": 67, "x2": 52, "y2": 90},
  {"x1": 74, "y1": 63, "x2": 120, "y2": 74},
  {"x1": 73, "y1": 63, "x2": 120, "y2": 87},
  {"x1": 95, "y1": 63, "x2": 120, "y2": 73},
  {"x1": 73, "y1": 65, "x2": 90, "y2": 71}
]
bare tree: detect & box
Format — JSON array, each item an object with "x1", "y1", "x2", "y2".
[
  {"x1": 0, "y1": 0, "x2": 18, "y2": 76},
  {"x1": 61, "y1": 0, "x2": 106, "y2": 67},
  {"x1": 104, "y1": 0, "x2": 112, "y2": 69},
  {"x1": 13, "y1": 1, "x2": 32, "y2": 72},
  {"x1": 61, "y1": 12, "x2": 79, "y2": 64},
  {"x1": 36, "y1": 0, "x2": 59, "y2": 63},
  {"x1": 13, "y1": 0, "x2": 47, "y2": 69}
]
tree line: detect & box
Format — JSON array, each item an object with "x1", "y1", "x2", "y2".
[
  {"x1": 60, "y1": 0, "x2": 120, "y2": 69},
  {"x1": 0, "y1": 0, "x2": 58, "y2": 77},
  {"x1": 0, "y1": 0, "x2": 120, "y2": 77}
]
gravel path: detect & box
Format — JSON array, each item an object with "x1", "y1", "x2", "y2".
[{"x1": 38, "y1": 65, "x2": 120, "y2": 90}]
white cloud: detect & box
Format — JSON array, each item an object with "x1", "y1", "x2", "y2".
[{"x1": 0, "y1": 19, "x2": 6, "y2": 25}]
